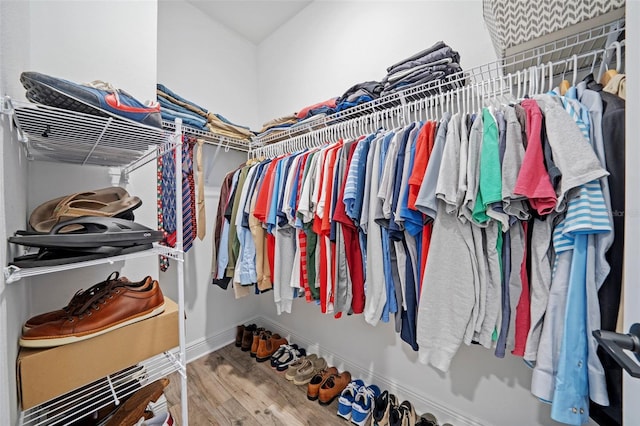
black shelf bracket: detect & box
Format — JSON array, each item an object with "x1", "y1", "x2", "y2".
[{"x1": 593, "y1": 323, "x2": 640, "y2": 378}]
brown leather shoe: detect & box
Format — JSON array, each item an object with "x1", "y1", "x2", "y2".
[
  {"x1": 235, "y1": 325, "x2": 245, "y2": 347},
  {"x1": 23, "y1": 271, "x2": 132, "y2": 331},
  {"x1": 104, "y1": 378, "x2": 169, "y2": 426},
  {"x1": 306, "y1": 366, "x2": 338, "y2": 401},
  {"x1": 250, "y1": 328, "x2": 268, "y2": 357},
  {"x1": 255, "y1": 333, "x2": 288, "y2": 362},
  {"x1": 241, "y1": 324, "x2": 257, "y2": 351},
  {"x1": 20, "y1": 277, "x2": 165, "y2": 348},
  {"x1": 319, "y1": 370, "x2": 351, "y2": 405}
]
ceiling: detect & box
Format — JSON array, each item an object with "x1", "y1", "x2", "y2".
[{"x1": 186, "y1": 0, "x2": 313, "y2": 45}]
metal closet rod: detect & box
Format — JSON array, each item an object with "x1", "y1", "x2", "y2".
[
  {"x1": 250, "y1": 39, "x2": 624, "y2": 160},
  {"x1": 252, "y1": 19, "x2": 624, "y2": 147}
]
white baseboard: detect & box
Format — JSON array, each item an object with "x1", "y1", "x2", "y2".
[
  {"x1": 187, "y1": 316, "x2": 487, "y2": 426},
  {"x1": 185, "y1": 316, "x2": 260, "y2": 363}
]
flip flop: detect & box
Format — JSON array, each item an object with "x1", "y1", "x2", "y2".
[
  {"x1": 10, "y1": 244, "x2": 153, "y2": 268},
  {"x1": 9, "y1": 217, "x2": 163, "y2": 249},
  {"x1": 29, "y1": 187, "x2": 142, "y2": 232}
]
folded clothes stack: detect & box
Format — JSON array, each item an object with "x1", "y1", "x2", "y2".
[
  {"x1": 336, "y1": 80, "x2": 384, "y2": 112},
  {"x1": 157, "y1": 84, "x2": 254, "y2": 140},
  {"x1": 381, "y1": 40, "x2": 463, "y2": 96}
]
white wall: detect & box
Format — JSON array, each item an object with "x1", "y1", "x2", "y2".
[
  {"x1": 29, "y1": 0, "x2": 158, "y2": 101},
  {"x1": 257, "y1": 0, "x2": 497, "y2": 121},
  {"x1": 0, "y1": 1, "x2": 31, "y2": 422},
  {"x1": 157, "y1": 0, "x2": 261, "y2": 354},
  {"x1": 624, "y1": 1, "x2": 640, "y2": 424},
  {"x1": 254, "y1": 2, "x2": 596, "y2": 425},
  {"x1": 157, "y1": 0, "x2": 260, "y2": 129}
]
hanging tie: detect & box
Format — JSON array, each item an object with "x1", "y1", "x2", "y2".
[
  {"x1": 196, "y1": 138, "x2": 207, "y2": 240},
  {"x1": 158, "y1": 148, "x2": 177, "y2": 271},
  {"x1": 182, "y1": 138, "x2": 196, "y2": 252}
]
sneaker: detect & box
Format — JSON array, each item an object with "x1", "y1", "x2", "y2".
[
  {"x1": 275, "y1": 346, "x2": 306, "y2": 372},
  {"x1": 351, "y1": 384, "x2": 381, "y2": 425},
  {"x1": 416, "y1": 412, "x2": 439, "y2": 426},
  {"x1": 20, "y1": 71, "x2": 162, "y2": 128},
  {"x1": 284, "y1": 354, "x2": 318, "y2": 381},
  {"x1": 270, "y1": 343, "x2": 296, "y2": 368},
  {"x1": 23, "y1": 271, "x2": 125, "y2": 331},
  {"x1": 373, "y1": 390, "x2": 398, "y2": 426},
  {"x1": 336, "y1": 379, "x2": 364, "y2": 420},
  {"x1": 294, "y1": 356, "x2": 327, "y2": 385},
  {"x1": 20, "y1": 277, "x2": 165, "y2": 347},
  {"x1": 390, "y1": 400, "x2": 416, "y2": 426},
  {"x1": 134, "y1": 411, "x2": 175, "y2": 426}
]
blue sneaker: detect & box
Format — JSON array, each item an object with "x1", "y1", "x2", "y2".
[
  {"x1": 351, "y1": 384, "x2": 381, "y2": 425},
  {"x1": 337, "y1": 379, "x2": 364, "y2": 420},
  {"x1": 20, "y1": 72, "x2": 162, "y2": 128}
]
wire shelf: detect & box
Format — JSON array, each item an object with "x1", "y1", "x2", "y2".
[
  {"x1": 162, "y1": 120, "x2": 252, "y2": 152},
  {"x1": 19, "y1": 350, "x2": 182, "y2": 426},
  {"x1": 252, "y1": 18, "x2": 624, "y2": 147},
  {"x1": 4, "y1": 244, "x2": 182, "y2": 284},
  {"x1": 4, "y1": 99, "x2": 170, "y2": 167}
]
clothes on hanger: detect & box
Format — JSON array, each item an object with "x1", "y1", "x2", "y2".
[{"x1": 214, "y1": 83, "x2": 625, "y2": 425}]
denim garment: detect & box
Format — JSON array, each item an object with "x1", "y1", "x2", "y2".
[
  {"x1": 157, "y1": 83, "x2": 209, "y2": 113},
  {"x1": 160, "y1": 108, "x2": 208, "y2": 129}
]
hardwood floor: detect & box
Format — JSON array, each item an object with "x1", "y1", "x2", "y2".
[{"x1": 165, "y1": 343, "x2": 348, "y2": 426}]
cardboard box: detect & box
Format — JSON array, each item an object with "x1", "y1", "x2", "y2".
[{"x1": 17, "y1": 297, "x2": 179, "y2": 410}]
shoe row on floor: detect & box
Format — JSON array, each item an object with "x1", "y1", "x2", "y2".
[
  {"x1": 236, "y1": 323, "x2": 451, "y2": 426},
  {"x1": 19, "y1": 271, "x2": 166, "y2": 348}
]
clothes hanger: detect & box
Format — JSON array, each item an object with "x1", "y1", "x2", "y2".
[
  {"x1": 600, "y1": 41, "x2": 622, "y2": 86},
  {"x1": 559, "y1": 57, "x2": 571, "y2": 96}
]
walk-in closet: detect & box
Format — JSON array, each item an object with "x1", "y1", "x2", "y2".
[{"x1": 0, "y1": 1, "x2": 638, "y2": 426}]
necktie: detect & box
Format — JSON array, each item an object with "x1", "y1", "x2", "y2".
[
  {"x1": 196, "y1": 139, "x2": 206, "y2": 240},
  {"x1": 182, "y1": 137, "x2": 197, "y2": 252},
  {"x1": 158, "y1": 149, "x2": 176, "y2": 271}
]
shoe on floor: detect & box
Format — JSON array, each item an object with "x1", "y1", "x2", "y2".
[
  {"x1": 373, "y1": 390, "x2": 398, "y2": 426},
  {"x1": 20, "y1": 71, "x2": 162, "y2": 128},
  {"x1": 256, "y1": 334, "x2": 288, "y2": 362},
  {"x1": 307, "y1": 366, "x2": 338, "y2": 401},
  {"x1": 275, "y1": 346, "x2": 306, "y2": 372},
  {"x1": 134, "y1": 411, "x2": 175, "y2": 426},
  {"x1": 319, "y1": 370, "x2": 352, "y2": 406},
  {"x1": 336, "y1": 379, "x2": 364, "y2": 420},
  {"x1": 294, "y1": 356, "x2": 328, "y2": 386},
  {"x1": 270, "y1": 343, "x2": 297, "y2": 368},
  {"x1": 390, "y1": 400, "x2": 416, "y2": 426},
  {"x1": 285, "y1": 354, "x2": 318, "y2": 381},
  {"x1": 241, "y1": 324, "x2": 257, "y2": 351},
  {"x1": 20, "y1": 277, "x2": 165, "y2": 348},
  {"x1": 416, "y1": 412, "x2": 439, "y2": 426},
  {"x1": 350, "y1": 384, "x2": 381, "y2": 425},
  {"x1": 104, "y1": 379, "x2": 169, "y2": 426},
  {"x1": 250, "y1": 328, "x2": 268, "y2": 357},
  {"x1": 235, "y1": 324, "x2": 245, "y2": 347}
]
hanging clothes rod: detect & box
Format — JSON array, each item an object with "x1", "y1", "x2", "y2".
[
  {"x1": 252, "y1": 19, "x2": 624, "y2": 147},
  {"x1": 250, "y1": 39, "x2": 625, "y2": 160}
]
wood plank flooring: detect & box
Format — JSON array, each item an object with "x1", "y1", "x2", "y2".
[{"x1": 165, "y1": 343, "x2": 347, "y2": 426}]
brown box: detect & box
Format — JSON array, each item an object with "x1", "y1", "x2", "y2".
[{"x1": 17, "y1": 297, "x2": 179, "y2": 410}]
